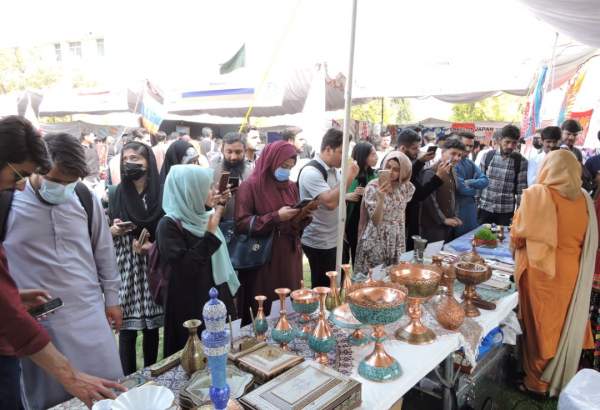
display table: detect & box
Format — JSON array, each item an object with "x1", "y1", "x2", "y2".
[
  {"x1": 53, "y1": 230, "x2": 517, "y2": 410},
  {"x1": 352, "y1": 291, "x2": 517, "y2": 410},
  {"x1": 445, "y1": 226, "x2": 513, "y2": 264}
]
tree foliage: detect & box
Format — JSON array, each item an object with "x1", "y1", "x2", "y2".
[
  {"x1": 451, "y1": 94, "x2": 525, "y2": 123},
  {"x1": 0, "y1": 47, "x2": 97, "y2": 94},
  {"x1": 0, "y1": 48, "x2": 60, "y2": 94},
  {"x1": 351, "y1": 98, "x2": 413, "y2": 124}
]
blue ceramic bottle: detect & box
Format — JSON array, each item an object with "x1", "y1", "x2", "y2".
[{"x1": 201, "y1": 288, "x2": 230, "y2": 410}]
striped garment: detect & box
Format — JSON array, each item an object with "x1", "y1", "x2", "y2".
[{"x1": 478, "y1": 150, "x2": 528, "y2": 214}]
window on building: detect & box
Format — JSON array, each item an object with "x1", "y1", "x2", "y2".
[
  {"x1": 54, "y1": 43, "x2": 62, "y2": 62},
  {"x1": 69, "y1": 41, "x2": 82, "y2": 58},
  {"x1": 96, "y1": 38, "x2": 104, "y2": 56}
]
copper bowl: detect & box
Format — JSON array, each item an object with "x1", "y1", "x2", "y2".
[
  {"x1": 346, "y1": 281, "x2": 408, "y2": 326},
  {"x1": 459, "y1": 249, "x2": 485, "y2": 264},
  {"x1": 389, "y1": 263, "x2": 442, "y2": 299},
  {"x1": 454, "y1": 262, "x2": 490, "y2": 285},
  {"x1": 290, "y1": 288, "x2": 318, "y2": 304}
]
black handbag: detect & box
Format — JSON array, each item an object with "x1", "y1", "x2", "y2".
[{"x1": 227, "y1": 216, "x2": 274, "y2": 270}]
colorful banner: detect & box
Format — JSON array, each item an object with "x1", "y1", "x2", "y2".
[
  {"x1": 558, "y1": 69, "x2": 587, "y2": 126},
  {"x1": 569, "y1": 109, "x2": 594, "y2": 146},
  {"x1": 139, "y1": 81, "x2": 164, "y2": 134},
  {"x1": 522, "y1": 66, "x2": 547, "y2": 138}
]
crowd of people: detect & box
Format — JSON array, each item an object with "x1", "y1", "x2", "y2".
[{"x1": 1, "y1": 113, "x2": 600, "y2": 408}]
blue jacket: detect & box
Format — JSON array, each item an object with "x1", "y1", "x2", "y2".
[{"x1": 454, "y1": 158, "x2": 489, "y2": 236}]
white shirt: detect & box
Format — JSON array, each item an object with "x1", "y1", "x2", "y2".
[
  {"x1": 299, "y1": 155, "x2": 340, "y2": 249},
  {"x1": 527, "y1": 150, "x2": 546, "y2": 186}
]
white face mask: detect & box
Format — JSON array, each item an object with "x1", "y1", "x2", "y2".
[{"x1": 39, "y1": 178, "x2": 77, "y2": 205}]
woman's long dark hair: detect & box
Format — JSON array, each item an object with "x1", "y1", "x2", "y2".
[{"x1": 352, "y1": 141, "x2": 375, "y2": 186}]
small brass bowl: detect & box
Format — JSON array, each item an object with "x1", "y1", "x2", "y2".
[
  {"x1": 455, "y1": 262, "x2": 491, "y2": 285},
  {"x1": 389, "y1": 263, "x2": 442, "y2": 299}
]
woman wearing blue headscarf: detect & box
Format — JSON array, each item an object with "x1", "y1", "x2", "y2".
[{"x1": 156, "y1": 165, "x2": 240, "y2": 356}]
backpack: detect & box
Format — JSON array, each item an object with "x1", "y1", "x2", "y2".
[
  {"x1": 146, "y1": 217, "x2": 183, "y2": 306},
  {"x1": 297, "y1": 159, "x2": 328, "y2": 190},
  {"x1": 0, "y1": 182, "x2": 94, "y2": 242},
  {"x1": 483, "y1": 150, "x2": 522, "y2": 195}
]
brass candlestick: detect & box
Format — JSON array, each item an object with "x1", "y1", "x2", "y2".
[
  {"x1": 271, "y1": 288, "x2": 295, "y2": 350},
  {"x1": 340, "y1": 264, "x2": 353, "y2": 303},
  {"x1": 253, "y1": 295, "x2": 268, "y2": 342},
  {"x1": 325, "y1": 271, "x2": 342, "y2": 310},
  {"x1": 308, "y1": 287, "x2": 335, "y2": 365}
]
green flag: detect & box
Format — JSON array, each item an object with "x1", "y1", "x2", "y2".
[{"x1": 220, "y1": 44, "x2": 246, "y2": 75}]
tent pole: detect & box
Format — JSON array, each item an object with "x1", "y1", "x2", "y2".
[{"x1": 335, "y1": 0, "x2": 359, "y2": 274}]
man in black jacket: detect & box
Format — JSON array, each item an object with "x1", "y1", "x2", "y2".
[{"x1": 394, "y1": 129, "x2": 451, "y2": 250}]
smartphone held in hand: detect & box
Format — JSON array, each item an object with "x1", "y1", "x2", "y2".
[
  {"x1": 218, "y1": 172, "x2": 230, "y2": 193},
  {"x1": 378, "y1": 169, "x2": 391, "y2": 185},
  {"x1": 28, "y1": 297, "x2": 63, "y2": 318},
  {"x1": 116, "y1": 221, "x2": 136, "y2": 231}
]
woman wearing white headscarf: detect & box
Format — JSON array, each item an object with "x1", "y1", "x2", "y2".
[{"x1": 355, "y1": 151, "x2": 415, "y2": 273}]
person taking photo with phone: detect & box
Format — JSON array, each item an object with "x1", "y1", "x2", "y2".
[
  {"x1": 108, "y1": 141, "x2": 164, "y2": 376},
  {"x1": 235, "y1": 141, "x2": 314, "y2": 324},
  {"x1": 354, "y1": 151, "x2": 415, "y2": 273},
  {"x1": 157, "y1": 165, "x2": 239, "y2": 355},
  {"x1": 420, "y1": 138, "x2": 466, "y2": 243}
]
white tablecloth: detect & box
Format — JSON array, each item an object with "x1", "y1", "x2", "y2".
[{"x1": 354, "y1": 291, "x2": 519, "y2": 409}]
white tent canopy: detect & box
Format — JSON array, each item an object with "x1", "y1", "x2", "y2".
[{"x1": 520, "y1": 0, "x2": 600, "y2": 48}]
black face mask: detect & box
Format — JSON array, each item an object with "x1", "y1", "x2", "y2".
[{"x1": 122, "y1": 162, "x2": 146, "y2": 181}]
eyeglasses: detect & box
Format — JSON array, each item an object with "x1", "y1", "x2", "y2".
[{"x1": 6, "y1": 163, "x2": 27, "y2": 185}]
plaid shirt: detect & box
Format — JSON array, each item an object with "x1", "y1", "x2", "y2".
[{"x1": 479, "y1": 150, "x2": 528, "y2": 214}]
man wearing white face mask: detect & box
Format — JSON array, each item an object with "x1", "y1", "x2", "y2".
[{"x1": 2, "y1": 133, "x2": 123, "y2": 409}]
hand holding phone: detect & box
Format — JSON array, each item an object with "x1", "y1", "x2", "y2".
[
  {"x1": 378, "y1": 169, "x2": 391, "y2": 186},
  {"x1": 28, "y1": 297, "x2": 63, "y2": 318},
  {"x1": 228, "y1": 176, "x2": 240, "y2": 190},
  {"x1": 293, "y1": 199, "x2": 312, "y2": 209},
  {"x1": 218, "y1": 172, "x2": 230, "y2": 193},
  {"x1": 116, "y1": 221, "x2": 136, "y2": 231}
]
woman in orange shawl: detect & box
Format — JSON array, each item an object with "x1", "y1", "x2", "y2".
[{"x1": 512, "y1": 149, "x2": 597, "y2": 397}]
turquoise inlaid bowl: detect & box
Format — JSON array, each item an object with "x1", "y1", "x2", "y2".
[
  {"x1": 271, "y1": 328, "x2": 295, "y2": 345},
  {"x1": 359, "y1": 360, "x2": 402, "y2": 382},
  {"x1": 254, "y1": 318, "x2": 268, "y2": 335},
  {"x1": 346, "y1": 282, "x2": 407, "y2": 326},
  {"x1": 291, "y1": 300, "x2": 319, "y2": 320},
  {"x1": 308, "y1": 335, "x2": 336, "y2": 354},
  {"x1": 348, "y1": 303, "x2": 405, "y2": 326}
]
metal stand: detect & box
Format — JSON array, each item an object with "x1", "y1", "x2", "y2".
[{"x1": 442, "y1": 355, "x2": 454, "y2": 410}]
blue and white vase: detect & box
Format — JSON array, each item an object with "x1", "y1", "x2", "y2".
[{"x1": 201, "y1": 288, "x2": 230, "y2": 410}]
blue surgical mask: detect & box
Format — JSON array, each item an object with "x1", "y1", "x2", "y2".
[
  {"x1": 39, "y1": 178, "x2": 77, "y2": 205},
  {"x1": 274, "y1": 167, "x2": 291, "y2": 182}
]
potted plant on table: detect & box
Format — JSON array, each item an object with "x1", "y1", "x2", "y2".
[{"x1": 473, "y1": 227, "x2": 498, "y2": 248}]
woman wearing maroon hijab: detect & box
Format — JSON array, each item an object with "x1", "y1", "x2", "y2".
[{"x1": 235, "y1": 141, "x2": 312, "y2": 325}]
